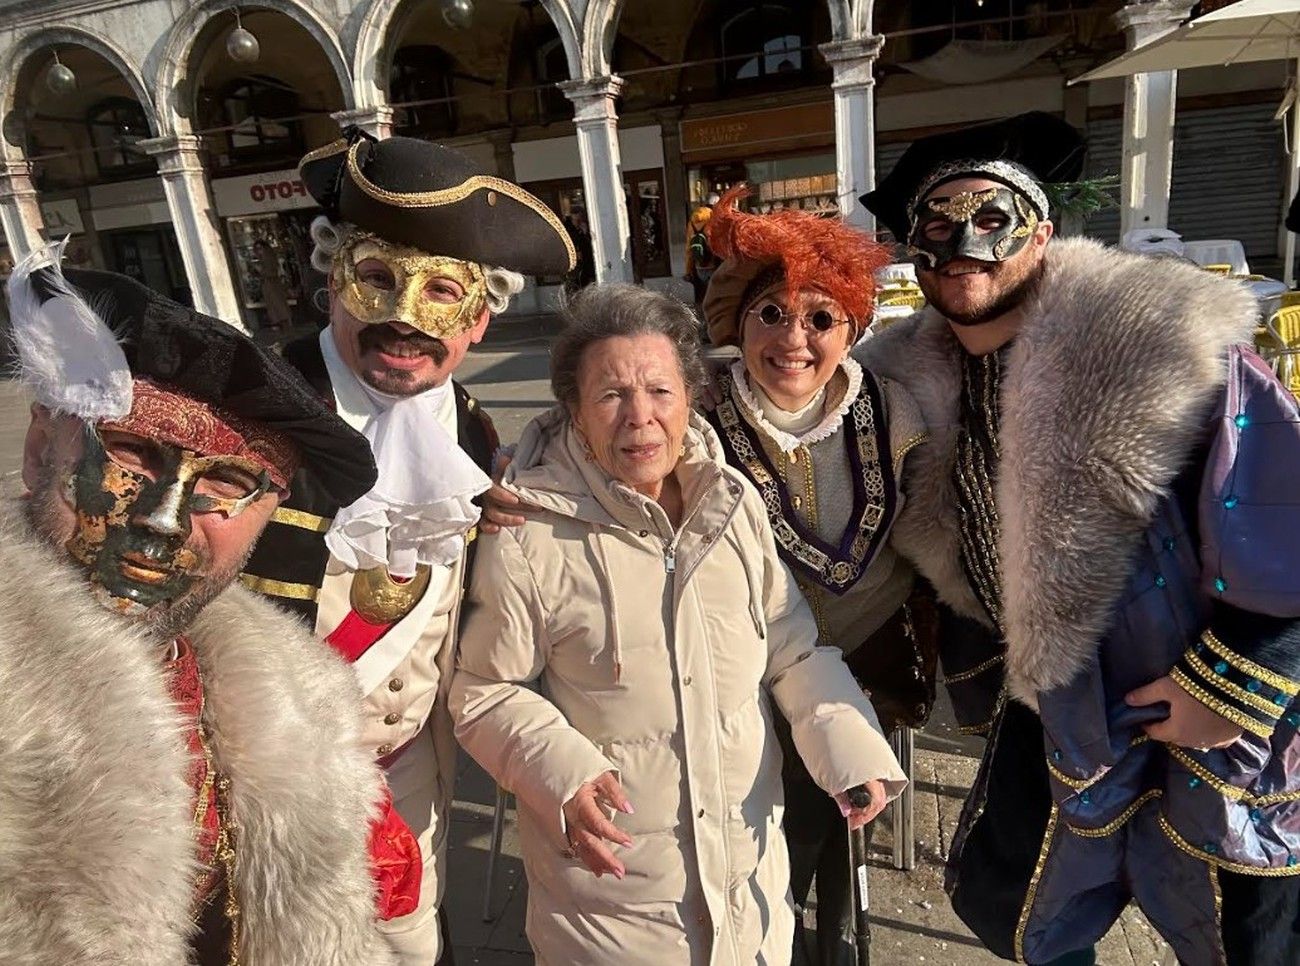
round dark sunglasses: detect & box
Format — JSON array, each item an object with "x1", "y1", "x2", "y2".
[{"x1": 749, "y1": 301, "x2": 850, "y2": 334}]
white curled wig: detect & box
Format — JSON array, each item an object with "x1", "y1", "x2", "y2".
[{"x1": 309, "y1": 215, "x2": 526, "y2": 315}]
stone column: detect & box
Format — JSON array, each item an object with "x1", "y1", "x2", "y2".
[
  {"x1": 486, "y1": 129, "x2": 517, "y2": 181},
  {"x1": 331, "y1": 106, "x2": 396, "y2": 140},
  {"x1": 138, "y1": 135, "x2": 244, "y2": 328},
  {"x1": 0, "y1": 159, "x2": 46, "y2": 260},
  {"x1": 820, "y1": 35, "x2": 885, "y2": 232},
  {"x1": 1114, "y1": 1, "x2": 1195, "y2": 236},
  {"x1": 656, "y1": 109, "x2": 689, "y2": 279},
  {"x1": 560, "y1": 76, "x2": 633, "y2": 283}
]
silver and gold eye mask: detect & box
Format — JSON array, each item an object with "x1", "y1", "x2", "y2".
[{"x1": 332, "y1": 231, "x2": 489, "y2": 339}]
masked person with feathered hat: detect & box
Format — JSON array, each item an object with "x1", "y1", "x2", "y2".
[
  {"x1": 0, "y1": 247, "x2": 412, "y2": 965},
  {"x1": 239, "y1": 129, "x2": 576, "y2": 965},
  {"x1": 860, "y1": 111, "x2": 1300, "y2": 965},
  {"x1": 700, "y1": 187, "x2": 938, "y2": 965}
]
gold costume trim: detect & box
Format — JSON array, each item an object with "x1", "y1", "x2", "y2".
[
  {"x1": 1014, "y1": 803, "x2": 1059, "y2": 962},
  {"x1": 926, "y1": 187, "x2": 999, "y2": 222},
  {"x1": 1047, "y1": 760, "x2": 1097, "y2": 792},
  {"x1": 238, "y1": 574, "x2": 320, "y2": 602},
  {"x1": 1184, "y1": 650, "x2": 1286, "y2": 718},
  {"x1": 298, "y1": 138, "x2": 348, "y2": 170},
  {"x1": 945, "y1": 653, "x2": 1004, "y2": 684},
  {"x1": 1169, "y1": 667, "x2": 1275, "y2": 738},
  {"x1": 1201, "y1": 630, "x2": 1300, "y2": 694},
  {"x1": 1065, "y1": 789, "x2": 1163, "y2": 838},
  {"x1": 1165, "y1": 744, "x2": 1300, "y2": 805},
  {"x1": 892, "y1": 431, "x2": 929, "y2": 475},
  {"x1": 345, "y1": 142, "x2": 577, "y2": 268},
  {"x1": 1209, "y1": 860, "x2": 1227, "y2": 963},
  {"x1": 1158, "y1": 813, "x2": 1300, "y2": 877},
  {"x1": 271, "y1": 506, "x2": 332, "y2": 533}
]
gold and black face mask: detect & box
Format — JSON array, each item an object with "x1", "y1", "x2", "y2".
[
  {"x1": 332, "y1": 230, "x2": 489, "y2": 340},
  {"x1": 906, "y1": 186, "x2": 1039, "y2": 271}
]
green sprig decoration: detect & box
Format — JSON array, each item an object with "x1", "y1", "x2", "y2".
[{"x1": 1041, "y1": 174, "x2": 1120, "y2": 219}]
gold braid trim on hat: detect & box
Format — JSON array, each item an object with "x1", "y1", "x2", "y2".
[
  {"x1": 298, "y1": 138, "x2": 349, "y2": 172},
  {"x1": 344, "y1": 141, "x2": 577, "y2": 270}
]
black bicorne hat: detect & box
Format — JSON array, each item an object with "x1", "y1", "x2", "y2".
[
  {"x1": 55, "y1": 268, "x2": 378, "y2": 507},
  {"x1": 863, "y1": 111, "x2": 1087, "y2": 242},
  {"x1": 300, "y1": 129, "x2": 577, "y2": 276}
]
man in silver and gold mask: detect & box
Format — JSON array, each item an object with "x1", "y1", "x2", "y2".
[{"x1": 241, "y1": 129, "x2": 576, "y2": 966}]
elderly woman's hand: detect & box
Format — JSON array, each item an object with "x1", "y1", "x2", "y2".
[
  {"x1": 563, "y1": 771, "x2": 635, "y2": 879},
  {"x1": 835, "y1": 780, "x2": 888, "y2": 831},
  {"x1": 480, "y1": 448, "x2": 526, "y2": 535}
]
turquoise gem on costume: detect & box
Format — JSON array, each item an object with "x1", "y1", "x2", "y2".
[
  {"x1": 1155, "y1": 574, "x2": 1167, "y2": 588},
  {"x1": 1205, "y1": 843, "x2": 1218, "y2": 855},
  {"x1": 1289, "y1": 856, "x2": 1299, "y2": 868},
  {"x1": 1224, "y1": 496, "x2": 1239, "y2": 509},
  {"x1": 1275, "y1": 693, "x2": 1289, "y2": 706},
  {"x1": 1250, "y1": 808, "x2": 1263, "y2": 822},
  {"x1": 1215, "y1": 577, "x2": 1228, "y2": 593},
  {"x1": 1288, "y1": 712, "x2": 1300, "y2": 727},
  {"x1": 1235, "y1": 413, "x2": 1250, "y2": 429},
  {"x1": 1052, "y1": 749, "x2": 1063, "y2": 762},
  {"x1": 1079, "y1": 791, "x2": 1091, "y2": 805},
  {"x1": 1215, "y1": 661, "x2": 1229, "y2": 675},
  {"x1": 1247, "y1": 679, "x2": 1262, "y2": 693},
  {"x1": 1188, "y1": 776, "x2": 1202, "y2": 789},
  {"x1": 1163, "y1": 537, "x2": 1177, "y2": 551}
]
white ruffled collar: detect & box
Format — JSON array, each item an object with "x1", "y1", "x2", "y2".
[{"x1": 728, "y1": 356, "x2": 863, "y2": 454}]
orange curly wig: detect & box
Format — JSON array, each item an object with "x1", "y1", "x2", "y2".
[{"x1": 704, "y1": 185, "x2": 893, "y2": 326}]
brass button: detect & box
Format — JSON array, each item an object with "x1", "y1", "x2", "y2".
[
  {"x1": 487, "y1": 190, "x2": 498, "y2": 206},
  {"x1": 683, "y1": 675, "x2": 693, "y2": 686},
  {"x1": 788, "y1": 451, "x2": 799, "y2": 464},
  {"x1": 388, "y1": 678, "x2": 404, "y2": 692},
  {"x1": 377, "y1": 743, "x2": 394, "y2": 756},
  {"x1": 384, "y1": 712, "x2": 401, "y2": 725},
  {"x1": 792, "y1": 495, "x2": 803, "y2": 509}
]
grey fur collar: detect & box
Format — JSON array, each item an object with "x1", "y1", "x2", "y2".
[
  {"x1": 859, "y1": 238, "x2": 1256, "y2": 703},
  {"x1": 0, "y1": 504, "x2": 394, "y2": 965}
]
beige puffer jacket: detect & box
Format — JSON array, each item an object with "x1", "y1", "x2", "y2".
[{"x1": 450, "y1": 408, "x2": 905, "y2": 966}]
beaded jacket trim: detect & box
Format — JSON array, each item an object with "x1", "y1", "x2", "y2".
[{"x1": 713, "y1": 367, "x2": 896, "y2": 595}]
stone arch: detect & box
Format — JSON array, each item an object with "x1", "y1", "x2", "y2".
[
  {"x1": 828, "y1": 0, "x2": 875, "y2": 41},
  {"x1": 580, "y1": 0, "x2": 620, "y2": 78},
  {"x1": 0, "y1": 25, "x2": 159, "y2": 159},
  {"x1": 154, "y1": 0, "x2": 354, "y2": 136}
]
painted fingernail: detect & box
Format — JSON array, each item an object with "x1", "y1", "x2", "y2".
[{"x1": 622, "y1": 803, "x2": 635, "y2": 814}]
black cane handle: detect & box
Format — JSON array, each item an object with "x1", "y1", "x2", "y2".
[
  {"x1": 846, "y1": 784, "x2": 873, "y2": 810},
  {"x1": 846, "y1": 784, "x2": 873, "y2": 965}
]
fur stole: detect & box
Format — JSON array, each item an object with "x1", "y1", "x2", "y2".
[
  {"x1": 0, "y1": 503, "x2": 395, "y2": 965},
  {"x1": 859, "y1": 238, "x2": 1256, "y2": 704}
]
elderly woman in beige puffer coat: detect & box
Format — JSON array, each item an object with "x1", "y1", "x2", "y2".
[{"x1": 449, "y1": 284, "x2": 906, "y2": 966}]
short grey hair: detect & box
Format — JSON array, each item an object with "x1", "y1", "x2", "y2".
[
  {"x1": 550, "y1": 283, "x2": 707, "y2": 409},
  {"x1": 308, "y1": 214, "x2": 526, "y2": 315}
]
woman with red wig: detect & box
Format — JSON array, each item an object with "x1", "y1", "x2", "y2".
[{"x1": 703, "y1": 187, "x2": 938, "y2": 966}]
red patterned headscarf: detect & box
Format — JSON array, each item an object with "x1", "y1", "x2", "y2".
[{"x1": 101, "y1": 379, "x2": 300, "y2": 489}]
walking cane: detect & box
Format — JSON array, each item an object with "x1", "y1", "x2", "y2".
[{"x1": 846, "y1": 784, "x2": 873, "y2": 966}]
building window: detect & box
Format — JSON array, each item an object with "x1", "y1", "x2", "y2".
[
  {"x1": 390, "y1": 45, "x2": 458, "y2": 138},
  {"x1": 719, "y1": 3, "x2": 810, "y2": 90},
  {"x1": 86, "y1": 97, "x2": 151, "y2": 177},
  {"x1": 215, "y1": 76, "x2": 303, "y2": 165},
  {"x1": 536, "y1": 36, "x2": 571, "y2": 123}
]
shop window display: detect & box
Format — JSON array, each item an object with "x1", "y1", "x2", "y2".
[
  {"x1": 688, "y1": 152, "x2": 837, "y2": 217},
  {"x1": 226, "y1": 212, "x2": 325, "y2": 333}
]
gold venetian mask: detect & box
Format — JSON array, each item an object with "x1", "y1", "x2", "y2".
[{"x1": 332, "y1": 230, "x2": 489, "y2": 340}]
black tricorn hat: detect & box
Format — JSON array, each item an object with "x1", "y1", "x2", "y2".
[
  {"x1": 300, "y1": 129, "x2": 576, "y2": 276},
  {"x1": 55, "y1": 268, "x2": 378, "y2": 507},
  {"x1": 863, "y1": 111, "x2": 1087, "y2": 242}
]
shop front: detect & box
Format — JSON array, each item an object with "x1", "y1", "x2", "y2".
[
  {"x1": 88, "y1": 178, "x2": 190, "y2": 306},
  {"x1": 212, "y1": 168, "x2": 325, "y2": 333},
  {"x1": 680, "y1": 101, "x2": 838, "y2": 216}
]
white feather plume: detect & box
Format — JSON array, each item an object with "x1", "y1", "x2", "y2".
[{"x1": 7, "y1": 240, "x2": 133, "y2": 420}]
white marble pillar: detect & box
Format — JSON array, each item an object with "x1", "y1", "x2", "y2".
[
  {"x1": 560, "y1": 76, "x2": 633, "y2": 283},
  {"x1": 1115, "y1": 1, "x2": 1195, "y2": 236},
  {"x1": 820, "y1": 35, "x2": 885, "y2": 232},
  {"x1": 332, "y1": 106, "x2": 396, "y2": 141},
  {"x1": 0, "y1": 159, "x2": 46, "y2": 259},
  {"x1": 138, "y1": 135, "x2": 244, "y2": 328}
]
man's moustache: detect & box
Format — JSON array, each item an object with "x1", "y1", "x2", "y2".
[{"x1": 359, "y1": 324, "x2": 449, "y2": 363}]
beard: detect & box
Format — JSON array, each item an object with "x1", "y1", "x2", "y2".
[
  {"x1": 358, "y1": 323, "x2": 449, "y2": 396},
  {"x1": 920, "y1": 254, "x2": 1045, "y2": 328},
  {"x1": 26, "y1": 465, "x2": 252, "y2": 643}
]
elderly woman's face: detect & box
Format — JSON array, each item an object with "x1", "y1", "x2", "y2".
[
  {"x1": 571, "y1": 333, "x2": 691, "y2": 498},
  {"x1": 740, "y1": 282, "x2": 852, "y2": 412}
]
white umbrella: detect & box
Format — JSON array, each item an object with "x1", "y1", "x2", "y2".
[{"x1": 1073, "y1": 0, "x2": 1300, "y2": 283}]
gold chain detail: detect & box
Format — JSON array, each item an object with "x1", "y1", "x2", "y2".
[
  {"x1": 214, "y1": 774, "x2": 241, "y2": 964},
  {"x1": 1158, "y1": 813, "x2": 1300, "y2": 877},
  {"x1": 945, "y1": 653, "x2": 1004, "y2": 684},
  {"x1": 1065, "y1": 789, "x2": 1163, "y2": 838},
  {"x1": 1184, "y1": 650, "x2": 1287, "y2": 717},
  {"x1": 1165, "y1": 744, "x2": 1300, "y2": 805},
  {"x1": 1014, "y1": 803, "x2": 1059, "y2": 962},
  {"x1": 1169, "y1": 667, "x2": 1275, "y2": 738},
  {"x1": 1201, "y1": 630, "x2": 1300, "y2": 694}
]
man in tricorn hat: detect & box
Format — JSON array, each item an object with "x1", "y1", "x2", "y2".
[
  {"x1": 0, "y1": 247, "x2": 410, "y2": 965},
  {"x1": 860, "y1": 111, "x2": 1300, "y2": 964},
  {"x1": 241, "y1": 129, "x2": 576, "y2": 964}
]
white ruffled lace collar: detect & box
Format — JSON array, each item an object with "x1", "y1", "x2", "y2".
[{"x1": 727, "y1": 356, "x2": 864, "y2": 454}]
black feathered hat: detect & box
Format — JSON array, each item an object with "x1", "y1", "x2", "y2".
[
  {"x1": 300, "y1": 129, "x2": 576, "y2": 276},
  {"x1": 863, "y1": 112, "x2": 1087, "y2": 242},
  {"x1": 45, "y1": 267, "x2": 377, "y2": 507}
]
